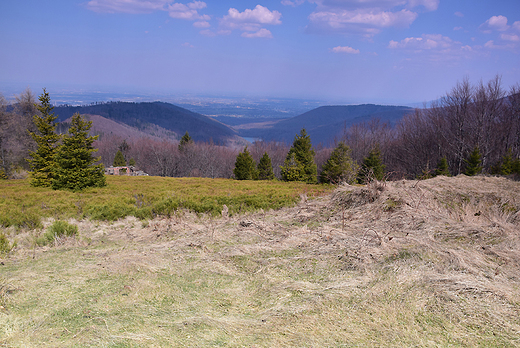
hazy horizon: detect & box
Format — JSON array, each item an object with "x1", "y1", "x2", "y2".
[{"x1": 1, "y1": 0, "x2": 519, "y2": 106}]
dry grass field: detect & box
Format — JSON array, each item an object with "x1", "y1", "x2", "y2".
[{"x1": 1, "y1": 175, "x2": 520, "y2": 347}]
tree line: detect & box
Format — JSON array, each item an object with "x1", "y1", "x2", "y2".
[{"x1": 1, "y1": 76, "x2": 518, "y2": 185}]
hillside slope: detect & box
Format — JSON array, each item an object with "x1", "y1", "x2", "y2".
[
  {"x1": 238, "y1": 104, "x2": 413, "y2": 145},
  {"x1": 53, "y1": 102, "x2": 240, "y2": 144},
  {"x1": 61, "y1": 114, "x2": 178, "y2": 141}
]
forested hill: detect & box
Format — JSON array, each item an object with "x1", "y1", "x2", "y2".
[
  {"x1": 52, "y1": 101, "x2": 238, "y2": 144},
  {"x1": 238, "y1": 104, "x2": 413, "y2": 145}
]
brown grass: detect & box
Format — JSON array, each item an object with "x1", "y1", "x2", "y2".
[{"x1": 1, "y1": 175, "x2": 520, "y2": 347}]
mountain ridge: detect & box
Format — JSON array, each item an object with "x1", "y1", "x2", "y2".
[
  {"x1": 236, "y1": 104, "x2": 414, "y2": 145},
  {"x1": 52, "y1": 101, "x2": 241, "y2": 145}
]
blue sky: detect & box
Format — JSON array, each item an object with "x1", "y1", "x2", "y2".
[{"x1": 1, "y1": 0, "x2": 519, "y2": 104}]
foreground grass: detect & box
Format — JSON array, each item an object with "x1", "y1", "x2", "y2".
[
  {"x1": 1, "y1": 176, "x2": 519, "y2": 347},
  {"x1": 1, "y1": 225, "x2": 518, "y2": 347},
  {"x1": 0, "y1": 176, "x2": 332, "y2": 230}
]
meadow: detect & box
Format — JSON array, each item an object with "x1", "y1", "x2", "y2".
[
  {"x1": 0, "y1": 176, "x2": 332, "y2": 230},
  {"x1": 1, "y1": 175, "x2": 520, "y2": 347}
]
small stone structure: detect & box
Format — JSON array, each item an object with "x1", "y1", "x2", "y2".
[{"x1": 105, "y1": 166, "x2": 148, "y2": 176}]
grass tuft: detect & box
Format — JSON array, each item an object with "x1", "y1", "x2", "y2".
[{"x1": 36, "y1": 220, "x2": 78, "y2": 246}]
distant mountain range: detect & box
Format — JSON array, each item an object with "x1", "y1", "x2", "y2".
[
  {"x1": 52, "y1": 101, "x2": 414, "y2": 146},
  {"x1": 235, "y1": 104, "x2": 414, "y2": 145}
]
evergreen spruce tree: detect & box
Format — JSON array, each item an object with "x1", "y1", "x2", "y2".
[
  {"x1": 128, "y1": 158, "x2": 136, "y2": 167},
  {"x1": 281, "y1": 128, "x2": 317, "y2": 183},
  {"x1": 464, "y1": 146, "x2": 482, "y2": 176},
  {"x1": 113, "y1": 150, "x2": 126, "y2": 166},
  {"x1": 52, "y1": 113, "x2": 106, "y2": 191},
  {"x1": 27, "y1": 88, "x2": 61, "y2": 187},
  {"x1": 257, "y1": 152, "x2": 275, "y2": 180},
  {"x1": 320, "y1": 142, "x2": 359, "y2": 184},
  {"x1": 233, "y1": 147, "x2": 257, "y2": 180},
  {"x1": 179, "y1": 131, "x2": 193, "y2": 151},
  {"x1": 499, "y1": 150, "x2": 513, "y2": 175},
  {"x1": 434, "y1": 157, "x2": 450, "y2": 176},
  {"x1": 357, "y1": 145, "x2": 385, "y2": 184}
]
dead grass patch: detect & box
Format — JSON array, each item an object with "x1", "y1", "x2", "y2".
[{"x1": 1, "y1": 175, "x2": 520, "y2": 346}]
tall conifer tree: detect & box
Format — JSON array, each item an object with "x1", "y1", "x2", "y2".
[
  {"x1": 464, "y1": 146, "x2": 482, "y2": 176},
  {"x1": 113, "y1": 150, "x2": 126, "y2": 166},
  {"x1": 233, "y1": 146, "x2": 257, "y2": 180},
  {"x1": 52, "y1": 113, "x2": 106, "y2": 191},
  {"x1": 281, "y1": 128, "x2": 317, "y2": 183},
  {"x1": 257, "y1": 152, "x2": 275, "y2": 180},
  {"x1": 434, "y1": 157, "x2": 450, "y2": 176},
  {"x1": 27, "y1": 88, "x2": 60, "y2": 187},
  {"x1": 179, "y1": 131, "x2": 193, "y2": 151},
  {"x1": 320, "y1": 142, "x2": 358, "y2": 184},
  {"x1": 357, "y1": 145, "x2": 385, "y2": 184}
]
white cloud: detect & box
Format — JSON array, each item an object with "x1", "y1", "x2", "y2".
[
  {"x1": 218, "y1": 5, "x2": 282, "y2": 38},
  {"x1": 306, "y1": 0, "x2": 436, "y2": 37},
  {"x1": 454, "y1": 11, "x2": 464, "y2": 18},
  {"x1": 309, "y1": 8, "x2": 417, "y2": 37},
  {"x1": 501, "y1": 33, "x2": 520, "y2": 42},
  {"x1": 479, "y1": 15, "x2": 510, "y2": 33},
  {"x1": 168, "y1": 1, "x2": 210, "y2": 21},
  {"x1": 86, "y1": 0, "x2": 211, "y2": 28},
  {"x1": 222, "y1": 5, "x2": 282, "y2": 26},
  {"x1": 483, "y1": 40, "x2": 515, "y2": 50},
  {"x1": 477, "y1": 16, "x2": 520, "y2": 50},
  {"x1": 453, "y1": 26, "x2": 463, "y2": 31},
  {"x1": 331, "y1": 45, "x2": 360, "y2": 54},
  {"x1": 388, "y1": 34, "x2": 457, "y2": 50},
  {"x1": 187, "y1": 1, "x2": 206, "y2": 10},
  {"x1": 241, "y1": 28, "x2": 273, "y2": 38},
  {"x1": 388, "y1": 33, "x2": 477, "y2": 63},
  {"x1": 86, "y1": 0, "x2": 170, "y2": 14},
  {"x1": 182, "y1": 42, "x2": 194, "y2": 48},
  {"x1": 407, "y1": 0, "x2": 439, "y2": 11}
]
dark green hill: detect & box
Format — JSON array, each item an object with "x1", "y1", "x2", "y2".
[
  {"x1": 52, "y1": 101, "x2": 237, "y2": 144},
  {"x1": 238, "y1": 104, "x2": 413, "y2": 145}
]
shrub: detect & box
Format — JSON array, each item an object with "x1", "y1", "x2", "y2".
[
  {"x1": 37, "y1": 220, "x2": 78, "y2": 246},
  {"x1": 85, "y1": 203, "x2": 136, "y2": 221},
  {"x1": 0, "y1": 233, "x2": 14, "y2": 255}
]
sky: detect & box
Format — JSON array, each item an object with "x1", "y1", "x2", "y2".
[{"x1": 1, "y1": 0, "x2": 519, "y2": 105}]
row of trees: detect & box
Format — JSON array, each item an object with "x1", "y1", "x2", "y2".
[
  {"x1": 376, "y1": 76, "x2": 520, "y2": 178},
  {"x1": 1, "y1": 76, "x2": 519, "y2": 184},
  {"x1": 232, "y1": 128, "x2": 387, "y2": 185}
]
